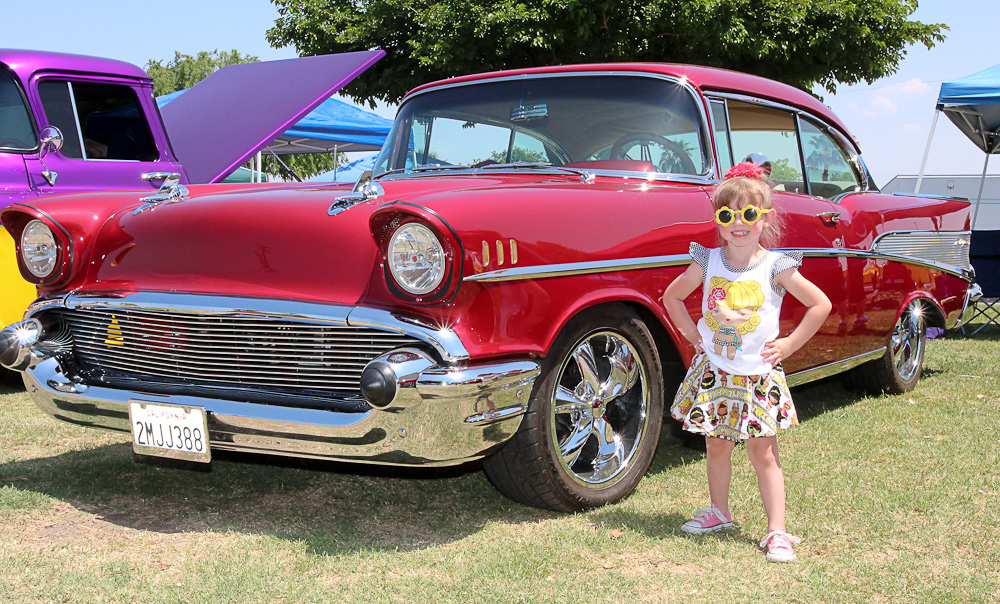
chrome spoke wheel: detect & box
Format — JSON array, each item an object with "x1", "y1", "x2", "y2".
[
  {"x1": 551, "y1": 331, "x2": 649, "y2": 487},
  {"x1": 891, "y1": 302, "x2": 925, "y2": 382}
]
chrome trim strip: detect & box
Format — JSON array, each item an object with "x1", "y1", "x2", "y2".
[
  {"x1": 395, "y1": 70, "x2": 717, "y2": 184},
  {"x1": 465, "y1": 239, "x2": 975, "y2": 284},
  {"x1": 347, "y1": 307, "x2": 470, "y2": 362},
  {"x1": 18, "y1": 354, "x2": 538, "y2": 467},
  {"x1": 25, "y1": 292, "x2": 471, "y2": 363},
  {"x1": 785, "y1": 348, "x2": 886, "y2": 387},
  {"x1": 772, "y1": 244, "x2": 974, "y2": 282},
  {"x1": 464, "y1": 253, "x2": 693, "y2": 283}
]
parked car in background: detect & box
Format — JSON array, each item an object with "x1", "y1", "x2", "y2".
[{"x1": 0, "y1": 63, "x2": 980, "y2": 511}]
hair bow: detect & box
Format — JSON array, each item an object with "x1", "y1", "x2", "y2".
[{"x1": 724, "y1": 162, "x2": 767, "y2": 180}]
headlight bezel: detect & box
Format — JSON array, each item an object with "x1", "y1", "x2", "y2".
[
  {"x1": 370, "y1": 205, "x2": 463, "y2": 305},
  {"x1": 2, "y1": 209, "x2": 72, "y2": 286},
  {"x1": 20, "y1": 219, "x2": 59, "y2": 279}
]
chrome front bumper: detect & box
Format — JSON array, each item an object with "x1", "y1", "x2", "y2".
[{"x1": 2, "y1": 302, "x2": 540, "y2": 466}]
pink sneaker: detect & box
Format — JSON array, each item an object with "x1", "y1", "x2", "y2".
[
  {"x1": 680, "y1": 504, "x2": 733, "y2": 534},
  {"x1": 760, "y1": 530, "x2": 801, "y2": 562}
]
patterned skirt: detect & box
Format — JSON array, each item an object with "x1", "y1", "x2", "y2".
[{"x1": 670, "y1": 352, "x2": 797, "y2": 442}]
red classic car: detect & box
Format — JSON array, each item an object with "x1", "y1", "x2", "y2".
[{"x1": 0, "y1": 63, "x2": 980, "y2": 512}]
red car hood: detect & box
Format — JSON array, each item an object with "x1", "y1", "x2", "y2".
[{"x1": 84, "y1": 173, "x2": 712, "y2": 305}]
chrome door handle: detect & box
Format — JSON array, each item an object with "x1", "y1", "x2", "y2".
[
  {"x1": 142, "y1": 172, "x2": 179, "y2": 182},
  {"x1": 817, "y1": 211, "x2": 841, "y2": 225}
]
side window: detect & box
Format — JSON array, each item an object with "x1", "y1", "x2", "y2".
[
  {"x1": 710, "y1": 99, "x2": 733, "y2": 173},
  {"x1": 799, "y1": 117, "x2": 862, "y2": 199},
  {"x1": 726, "y1": 100, "x2": 805, "y2": 194},
  {"x1": 37, "y1": 80, "x2": 158, "y2": 161},
  {"x1": 0, "y1": 70, "x2": 36, "y2": 151}
]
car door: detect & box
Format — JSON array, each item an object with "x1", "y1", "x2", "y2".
[
  {"x1": 23, "y1": 75, "x2": 184, "y2": 196},
  {"x1": 710, "y1": 97, "x2": 850, "y2": 372},
  {"x1": 0, "y1": 67, "x2": 38, "y2": 205}
]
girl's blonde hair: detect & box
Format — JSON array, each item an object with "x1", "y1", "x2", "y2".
[{"x1": 713, "y1": 173, "x2": 783, "y2": 248}]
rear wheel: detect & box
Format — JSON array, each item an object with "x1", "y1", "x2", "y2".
[
  {"x1": 482, "y1": 305, "x2": 663, "y2": 512},
  {"x1": 842, "y1": 300, "x2": 927, "y2": 394}
]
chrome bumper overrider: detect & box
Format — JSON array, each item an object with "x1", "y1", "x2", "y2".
[
  {"x1": 1, "y1": 303, "x2": 540, "y2": 466},
  {"x1": 954, "y1": 282, "x2": 983, "y2": 329}
]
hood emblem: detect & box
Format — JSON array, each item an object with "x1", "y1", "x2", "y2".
[
  {"x1": 133, "y1": 173, "x2": 188, "y2": 215},
  {"x1": 329, "y1": 170, "x2": 385, "y2": 216}
]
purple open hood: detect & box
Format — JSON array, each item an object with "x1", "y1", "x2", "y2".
[{"x1": 159, "y1": 50, "x2": 385, "y2": 184}]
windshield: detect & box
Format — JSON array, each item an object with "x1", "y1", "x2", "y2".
[{"x1": 374, "y1": 74, "x2": 711, "y2": 179}]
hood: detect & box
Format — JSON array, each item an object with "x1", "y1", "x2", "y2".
[
  {"x1": 76, "y1": 173, "x2": 712, "y2": 306},
  {"x1": 87, "y1": 183, "x2": 379, "y2": 304},
  {"x1": 159, "y1": 50, "x2": 384, "y2": 184}
]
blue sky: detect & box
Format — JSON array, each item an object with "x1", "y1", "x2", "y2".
[{"x1": 6, "y1": 0, "x2": 996, "y2": 187}]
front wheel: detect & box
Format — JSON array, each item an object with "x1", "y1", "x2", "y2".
[
  {"x1": 482, "y1": 306, "x2": 663, "y2": 512},
  {"x1": 842, "y1": 300, "x2": 927, "y2": 394}
]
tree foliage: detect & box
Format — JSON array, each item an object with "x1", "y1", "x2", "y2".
[
  {"x1": 145, "y1": 50, "x2": 261, "y2": 95},
  {"x1": 267, "y1": 0, "x2": 946, "y2": 105},
  {"x1": 145, "y1": 49, "x2": 342, "y2": 180}
]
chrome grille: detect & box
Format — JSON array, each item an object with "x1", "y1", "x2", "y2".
[
  {"x1": 873, "y1": 231, "x2": 971, "y2": 272},
  {"x1": 52, "y1": 307, "x2": 422, "y2": 392}
]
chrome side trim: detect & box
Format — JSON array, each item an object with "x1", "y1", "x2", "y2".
[
  {"x1": 785, "y1": 347, "x2": 886, "y2": 387},
  {"x1": 18, "y1": 354, "x2": 539, "y2": 467},
  {"x1": 773, "y1": 244, "x2": 974, "y2": 282},
  {"x1": 25, "y1": 292, "x2": 471, "y2": 363},
  {"x1": 464, "y1": 253, "x2": 692, "y2": 283},
  {"x1": 465, "y1": 237, "x2": 976, "y2": 284}
]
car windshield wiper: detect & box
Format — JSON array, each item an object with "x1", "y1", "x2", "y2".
[
  {"x1": 410, "y1": 163, "x2": 471, "y2": 172},
  {"x1": 479, "y1": 162, "x2": 593, "y2": 181}
]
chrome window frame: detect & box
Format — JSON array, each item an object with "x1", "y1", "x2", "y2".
[
  {"x1": 378, "y1": 71, "x2": 717, "y2": 184},
  {"x1": 706, "y1": 91, "x2": 873, "y2": 197}
]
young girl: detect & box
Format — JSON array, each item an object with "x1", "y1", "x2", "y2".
[{"x1": 662, "y1": 161, "x2": 831, "y2": 563}]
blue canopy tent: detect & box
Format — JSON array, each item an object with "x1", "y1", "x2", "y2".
[
  {"x1": 308, "y1": 153, "x2": 377, "y2": 183},
  {"x1": 916, "y1": 63, "x2": 1000, "y2": 331},
  {"x1": 916, "y1": 63, "x2": 1000, "y2": 229}
]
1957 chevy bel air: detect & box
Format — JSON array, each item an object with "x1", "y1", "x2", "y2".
[{"x1": 0, "y1": 63, "x2": 980, "y2": 511}]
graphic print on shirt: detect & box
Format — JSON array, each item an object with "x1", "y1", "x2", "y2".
[{"x1": 704, "y1": 277, "x2": 765, "y2": 360}]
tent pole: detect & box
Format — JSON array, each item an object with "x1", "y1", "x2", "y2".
[
  {"x1": 915, "y1": 109, "x2": 940, "y2": 194},
  {"x1": 334, "y1": 145, "x2": 339, "y2": 182},
  {"x1": 972, "y1": 153, "x2": 990, "y2": 231}
]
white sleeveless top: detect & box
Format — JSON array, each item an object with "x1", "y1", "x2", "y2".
[{"x1": 690, "y1": 243, "x2": 802, "y2": 375}]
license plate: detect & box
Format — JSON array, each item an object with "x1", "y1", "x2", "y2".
[{"x1": 129, "y1": 401, "x2": 211, "y2": 463}]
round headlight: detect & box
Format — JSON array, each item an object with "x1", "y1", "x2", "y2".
[
  {"x1": 21, "y1": 219, "x2": 58, "y2": 279},
  {"x1": 388, "y1": 223, "x2": 445, "y2": 295}
]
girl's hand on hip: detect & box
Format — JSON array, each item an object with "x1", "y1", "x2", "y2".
[{"x1": 762, "y1": 337, "x2": 796, "y2": 366}]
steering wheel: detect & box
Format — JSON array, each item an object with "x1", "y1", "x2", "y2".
[{"x1": 609, "y1": 132, "x2": 697, "y2": 174}]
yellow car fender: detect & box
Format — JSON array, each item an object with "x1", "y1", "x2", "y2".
[{"x1": 0, "y1": 229, "x2": 36, "y2": 328}]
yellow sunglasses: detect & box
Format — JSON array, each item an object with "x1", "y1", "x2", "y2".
[{"x1": 715, "y1": 205, "x2": 773, "y2": 226}]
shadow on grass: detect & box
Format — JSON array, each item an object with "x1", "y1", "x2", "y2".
[
  {"x1": 0, "y1": 368, "x2": 881, "y2": 557},
  {"x1": 0, "y1": 438, "x2": 563, "y2": 555}
]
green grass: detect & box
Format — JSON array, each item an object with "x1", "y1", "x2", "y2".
[{"x1": 0, "y1": 324, "x2": 997, "y2": 603}]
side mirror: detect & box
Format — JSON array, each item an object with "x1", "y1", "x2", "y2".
[
  {"x1": 38, "y1": 126, "x2": 64, "y2": 157},
  {"x1": 37, "y1": 126, "x2": 64, "y2": 187}
]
